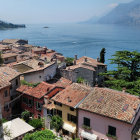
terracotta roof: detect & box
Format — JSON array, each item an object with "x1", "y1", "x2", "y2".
[
  {"x1": 54, "y1": 77, "x2": 72, "y2": 88},
  {"x1": 76, "y1": 56, "x2": 106, "y2": 66},
  {"x1": 2, "y1": 39, "x2": 20, "y2": 44},
  {"x1": 132, "y1": 117, "x2": 140, "y2": 136},
  {"x1": 2, "y1": 53, "x2": 17, "y2": 59},
  {"x1": 0, "y1": 77, "x2": 11, "y2": 90},
  {"x1": 52, "y1": 83, "x2": 92, "y2": 108},
  {"x1": 66, "y1": 63, "x2": 95, "y2": 71},
  {"x1": 16, "y1": 82, "x2": 56, "y2": 99},
  {"x1": 0, "y1": 67, "x2": 20, "y2": 82},
  {"x1": 13, "y1": 59, "x2": 56, "y2": 74},
  {"x1": 79, "y1": 87, "x2": 140, "y2": 124}
]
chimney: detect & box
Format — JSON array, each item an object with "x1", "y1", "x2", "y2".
[
  {"x1": 85, "y1": 57, "x2": 87, "y2": 62},
  {"x1": 96, "y1": 57, "x2": 100, "y2": 62},
  {"x1": 122, "y1": 87, "x2": 126, "y2": 93},
  {"x1": 67, "y1": 97, "x2": 71, "y2": 102},
  {"x1": 75, "y1": 55, "x2": 77, "y2": 60}
]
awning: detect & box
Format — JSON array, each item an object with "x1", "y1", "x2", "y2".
[
  {"x1": 63, "y1": 123, "x2": 76, "y2": 133},
  {"x1": 3, "y1": 118, "x2": 34, "y2": 140},
  {"x1": 81, "y1": 130, "x2": 97, "y2": 140}
]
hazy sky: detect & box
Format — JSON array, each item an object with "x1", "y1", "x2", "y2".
[{"x1": 0, "y1": 0, "x2": 133, "y2": 24}]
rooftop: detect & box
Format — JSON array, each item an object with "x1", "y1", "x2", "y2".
[
  {"x1": 17, "y1": 82, "x2": 56, "y2": 99},
  {"x1": 54, "y1": 77, "x2": 72, "y2": 88},
  {"x1": 0, "y1": 67, "x2": 20, "y2": 83},
  {"x1": 2, "y1": 53, "x2": 17, "y2": 59},
  {"x1": 13, "y1": 59, "x2": 56, "y2": 74},
  {"x1": 79, "y1": 87, "x2": 140, "y2": 124},
  {"x1": 3, "y1": 118, "x2": 34, "y2": 140},
  {"x1": 52, "y1": 83, "x2": 92, "y2": 108}
]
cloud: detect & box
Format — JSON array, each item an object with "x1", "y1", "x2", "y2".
[{"x1": 108, "y1": 3, "x2": 118, "y2": 8}]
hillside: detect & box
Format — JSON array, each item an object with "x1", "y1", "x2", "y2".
[
  {"x1": 0, "y1": 20, "x2": 25, "y2": 29},
  {"x1": 98, "y1": 0, "x2": 140, "y2": 25}
]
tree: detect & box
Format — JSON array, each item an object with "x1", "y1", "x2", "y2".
[
  {"x1": 21, "y1": 110, "x2": 30, "y2": 122},
  {"x1": 50, "y1": 115, "x2": 63, "y2": 132},
  {"x1": 28, "y1": 118, "x2": 44, "y2": 130},
  {"x1": 65, "y1": 57, "x2": 74, "y2": 66},
  {"x1": 103, "y1": 51, "x2": 140, "y2": 95},
  {"x1": 100, "y1": 48, "x2": 106, "y2": 63},
  {"x1": 23, "y1": 129, "x2": 63, "y2": 140},
  {"x1": 0, "y1": 52, "x2": 3, "y2": 65}
]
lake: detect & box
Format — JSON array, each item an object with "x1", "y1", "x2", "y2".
[{"x1": 0, "y1": 23, "x2": 140, "y2": 69}]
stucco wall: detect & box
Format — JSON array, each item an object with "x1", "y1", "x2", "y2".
[
  {"x1": 0, "y1": 86, "x2": 11, "y2": 119},
  {"x1": 24, "y1": 63, "x2": 57, "y2": 83},
  {"x1": 78, "y1": 109, "x2": 133, "y2": 140},
  {"x1": 3, "y1": 56, "x2": 17, "y2": 64}
]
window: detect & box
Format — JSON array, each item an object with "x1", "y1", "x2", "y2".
[
  {"x1": 108, "y1": 126, "x2": 116, "y2": 136},
  {"x1": 5, "y1": 58, "x2": 8, "y2": 61},
  {"x1": 16, "y1": 79, "x2": 18, "y2": 86},
  {"x1": 67, "y1": 114, "x2": 77, "y2": 124},
  {"x1": 70, "y1": 107, "x2": 74, "y2": 111},
  {"x1": 28, "y1": 99, "x2": 33, "y2": 107},
  {"x1": 4, "y1": 90, "x2": 8, "y2": 97},
  {"x1": 36, "y1": 102, "x2": 42, "y2": 111},
  {"x1": 54, "y1": 101, "x2": 62, "y2": 107},
  {"x1": 134, "y1": 138, "x2": 138, "y2": 140},
  {"x1": 23, "y1": 97, "x2": 28, "y2": 105},
  {"x1": 54, "y1": 109, "x2": 62, "y2": 117},
  {"x1": 4, "y1": 103, "x2": 9, "y2": 112},
  {"x1": 83, "y1": 117, "x2": 90, "y2": 127},
  {"x1": 39, "y1": 76, "x2": 41, "y2": 78}
]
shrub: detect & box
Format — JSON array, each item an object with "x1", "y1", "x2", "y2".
[
  {"x1": 21, "y1": 110, "x2": 30, "y2": 122},
  {"x1": 23, "y1": 129, "x2": 63, "y2": 140},
  {"x1": 28, "y1": 118, "x2": 44, "y2": 130}
]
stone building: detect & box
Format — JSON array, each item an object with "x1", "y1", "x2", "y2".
[{"x1": 61, "y1": 56, "x2": 107, "y2": 87}]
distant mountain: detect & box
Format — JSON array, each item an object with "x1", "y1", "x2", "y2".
[
  {"x1": 98, "y1": 0, "x2": 140, "y2": 25},
  {"x1": 0, "y1": 20, "x2": 25, "y2": 29}
]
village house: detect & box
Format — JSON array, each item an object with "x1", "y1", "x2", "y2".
[
  {"x1": 0, "y1": 44, "x2": 12, "y2": 52},
  {"x1": 13, "y1": 59, "x2": 57, "y2": 83},
  {"x1": 18, "y1": 44, "x2": 34, "y2": 52},
  {"x1": 78, "y1": 87, "x2": 140, "y2": 140},
  {"x1": 0, "y1": 77, "x2": 11, "y2": 119},
  {"x1": 1, "y1": 39, "x2": 28, "y2": 46},
  {"x1": 0, "y1": 67, "x2": 21, "y2": 99},
  {"x1": 2, "y1": 53, "x2": 17, "y2": 64},
  {"x1": 61, "y1": 56, "x2": 107, "y2": 87},
  {"x1": 32, "y1": 47, "x2": 47, "y2": 55},
  {"x1": 17, "y1": 82, "x2": 63, "y2": 118},
  {"x1": 44, "y1": 83, "x2": 91, "y2": 139}
]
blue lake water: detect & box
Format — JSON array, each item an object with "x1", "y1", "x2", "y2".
[{"x1": 0, "y1": 23, "x2": 140, "y2": 69}]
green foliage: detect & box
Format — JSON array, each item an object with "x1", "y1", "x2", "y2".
[
  {"x1": 103, "y1": 51, "x2": 140, "y2": 95},
  {"x1": 21, "y1": 110, "x2": 30, "y2": 122},
  {"x1": 65, "y1": 57, "x2": 74, "y2": 66},
  {"x1": 23, "y1": 129, "x2": 62, "y2": 140},
  {"x1": 1, "y1": 118, "x2": 8, "y2": 123},
  {"x1": 21, "y1": 80, "x2": 40, "y2": 87},
  {"x1": 50, "y1": 115, "x2": 63, "y2": 132},
  {"x1": 77, "y1": 77, "x2": 85, "y2": 84},
  {"x1": 100, "y1": 48, "x2": 106, "y2": 63},
  {"x1": 28, "y1": 118, "x2": 44, "y2": 130},
  {"x1": 0, "y1": 52, "x2": 3, "y2": 65}
]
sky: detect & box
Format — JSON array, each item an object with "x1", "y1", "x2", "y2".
[{"x1": 0, "y1": 0, "x2": 133, "y2": 24}]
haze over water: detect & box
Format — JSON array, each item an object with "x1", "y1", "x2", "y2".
[{"x1": 0, "y1": 23, "x2": 140, "y2": 69}]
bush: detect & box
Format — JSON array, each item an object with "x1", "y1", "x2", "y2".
[
  {"x1": 28, "y1": 118, "x2": 44, "y2": 130},
  {"x1": 77, "y1": 77, "x2": 85, "y2": 84},
  {"x1": 50, "y1": 115, "x2": 63, "y2": 132},
  {"x1": 65, "y1": 57, "x2": 74, "y2": 66},
  {"x1": 21, "y1": 80, "x2": 40, "y2": 87},
  {"x1": 21, "y1": 110, "x2": 30, "y2": 122},
  {"x1": 23, "y1": 129, "x2": 62, "y2": 140}
]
